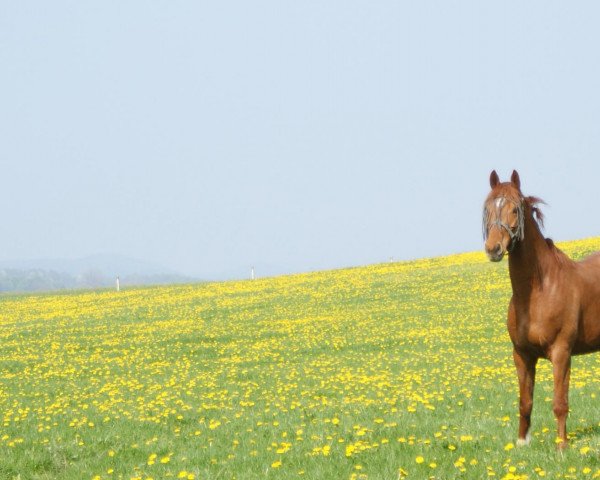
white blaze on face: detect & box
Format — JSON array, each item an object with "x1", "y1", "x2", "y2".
[{"x1": 495, "y1": 198, "x2": 505, "y2": 210}]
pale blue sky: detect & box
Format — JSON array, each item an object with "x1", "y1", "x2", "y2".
[{"x1": 2, "y1": 2, "x2": 600, "y2": 278}]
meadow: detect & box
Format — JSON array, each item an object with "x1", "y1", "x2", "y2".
[{"x1": 3, "y1": 238, "x2": 600, "y2": 479}]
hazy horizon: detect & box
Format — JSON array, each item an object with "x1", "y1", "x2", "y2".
[{"x1": 3, "y1": 2, "x2": 600, "y2": 280}]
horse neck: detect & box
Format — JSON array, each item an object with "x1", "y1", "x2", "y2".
[{"x1": 508, "y1": 208, "x2": 553, "y2": 298}]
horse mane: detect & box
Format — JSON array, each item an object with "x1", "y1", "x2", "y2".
[
  {"x1": 525, "y1": 197, "x2": 572, "y2": 265},
  {"x1": 524, "y1": 196, "x2": 545, "y2": 230}
]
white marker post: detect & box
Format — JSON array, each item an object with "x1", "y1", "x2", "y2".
[
  {"x1": 116, "y1": 276, "x2": 120, "y2": 292},
  {"x1": 251, "y1": 267, "x2": 255, "y2": 280}
]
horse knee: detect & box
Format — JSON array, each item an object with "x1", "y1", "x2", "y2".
[
  {"x1": 553, "y1": 402, "x2": 568, "y2": 418},
  {"x1": 519, "y1": 399, "x2": 533, "y2": 417}
]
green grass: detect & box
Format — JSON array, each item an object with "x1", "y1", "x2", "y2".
[{"x1": 2, "y1": 238, "x2": 600, "y2": 479}]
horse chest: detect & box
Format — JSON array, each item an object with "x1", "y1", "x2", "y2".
[
  {"x1": 524, "y1": 323, "x2": 555, "y2": 350},
  {"x1": 509, "y1": 320, "x2": 549, "y2": 351},
  {"x1": 509, "y1": 305, "x2": 565, "y2": 353}
]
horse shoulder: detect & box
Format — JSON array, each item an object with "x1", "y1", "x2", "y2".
[{"x1": 510, "y1": 274, "x2": 580, "y2": 354}]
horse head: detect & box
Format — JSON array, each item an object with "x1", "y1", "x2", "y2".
[{"x1": 483, "y1": 170, "x2": 525, "y2": 262}]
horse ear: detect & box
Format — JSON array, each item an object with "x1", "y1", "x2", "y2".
[
  {"x1": 511, "y1": 170, "x2": 521, "y2": 190},
  {"x1": 490, "y1": 170, "x2": 500, "y2": 188}
]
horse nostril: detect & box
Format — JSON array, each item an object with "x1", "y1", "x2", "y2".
[{"x1": 494, "y1": 244, "x2": 502, "y2": 255}]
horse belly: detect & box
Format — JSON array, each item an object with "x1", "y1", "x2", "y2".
[{"x1": 572, "y1": 342, "x2": 600, "y2": 355}]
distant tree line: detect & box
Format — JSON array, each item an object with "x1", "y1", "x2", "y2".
[{"x1": 0, "y1": 269, "x2": 192, "y2": 293}]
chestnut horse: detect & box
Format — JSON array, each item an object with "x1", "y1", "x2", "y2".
[{"x1": 483, "y1": 170, "x2": 600, "y2": 449}]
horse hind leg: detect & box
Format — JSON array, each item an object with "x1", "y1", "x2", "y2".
[{"x1": 513, "y1": 349, "x2": 537, "y2": 445}]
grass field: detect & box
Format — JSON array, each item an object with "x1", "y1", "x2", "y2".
[{"x1": 3, "y1": 238, "x2": 600, "y2": 479}]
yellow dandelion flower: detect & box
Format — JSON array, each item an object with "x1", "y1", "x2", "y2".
[{"x1": 345, "y1": 444, "x2": 356, "y2": 457}]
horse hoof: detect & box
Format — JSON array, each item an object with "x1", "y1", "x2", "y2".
[
  {"x1": 556, "y1": 440, "x2": 568, "y2": 451},
  {"x1": 516, "y1": 433, "x2": 531, "y2": 446}
]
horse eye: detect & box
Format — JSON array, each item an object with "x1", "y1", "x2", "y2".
[{"x1": 512, "y1": 208, "x2": 518, "y2": 214}]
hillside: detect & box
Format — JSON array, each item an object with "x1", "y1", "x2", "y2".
[
  {"x1": 1, "y1": 237, "x2": 600, "y2": 479},
  {"x1": 0, "y1": 254, "x2": 193, "y2": 292}
]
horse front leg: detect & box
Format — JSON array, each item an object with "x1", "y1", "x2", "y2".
[
  {"x1": 551, "y1": 344, "x2": 572, "y2": 450},
  {"x1": 513, "y1": 348, "x2": 537, "y2": 445}
]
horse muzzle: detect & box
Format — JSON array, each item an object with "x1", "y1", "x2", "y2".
[{"x1": 485, "y1": 243, "x2": 505, "y2": 262}]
